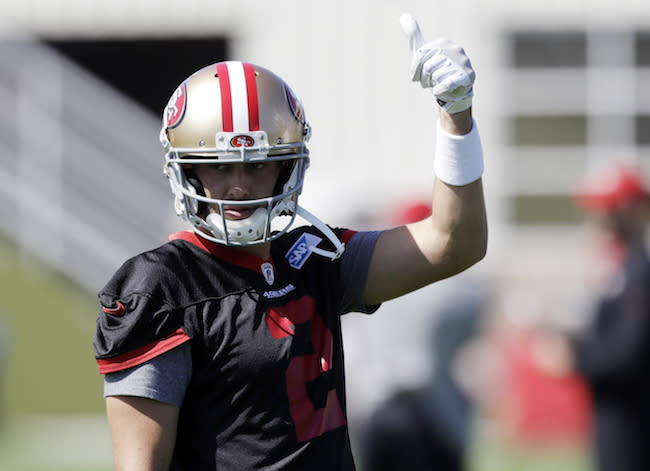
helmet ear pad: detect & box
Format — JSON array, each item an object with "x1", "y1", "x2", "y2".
[
  {"x1": 183, "y1": 167, "x2": 209, "y2": 217},
  {"x1": 273, "y1": 160, "x2": 294, "y2": 196}
]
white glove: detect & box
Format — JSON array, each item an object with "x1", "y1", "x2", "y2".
[{"x1": 400, "y1": 13, "x2": 476, "y2": 114}]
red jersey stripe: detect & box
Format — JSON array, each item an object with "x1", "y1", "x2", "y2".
[
  {"x1": 340, "y1": 230, "x2": 358, "y2": 244},
  {"x1": 168, "y1": 231, "x2": 273, "y2": 274},
  {"x1": 97, "y1": 327, "x2": 191, "y2": 374}
]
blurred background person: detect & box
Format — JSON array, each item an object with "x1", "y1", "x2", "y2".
[
  {"x1": 358, "y1": 272, "x2": 487, "y2": 471},
  {"x1": 453, "y1": 286, "x2": 592, "y2": 452},
  {"x1": 534, "y1": 161, "x2": 650, "y2": 471}
]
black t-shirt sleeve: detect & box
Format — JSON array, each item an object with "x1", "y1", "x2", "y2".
[{"x1": 93, "y1": 250, "x2": 190, "y2": 374}]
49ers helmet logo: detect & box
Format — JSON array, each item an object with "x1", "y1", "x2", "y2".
[
  {"x1": 284, "y1": 84, "x2": 305, "y2": 124},
  {"x1": 230, "y1": 135, "x2": 255, "y2": 148},
  {"x1": 165, "y1": 83, "x2": 187, "y2": 129}
]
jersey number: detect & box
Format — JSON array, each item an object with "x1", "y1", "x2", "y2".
[{"x1": 265, "y1": 296, "x2": 346, "y2": 442}]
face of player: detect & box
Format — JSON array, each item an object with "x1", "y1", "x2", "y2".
[{"x1": 193, "y1": 161, "x2": 283, "y2": 221}]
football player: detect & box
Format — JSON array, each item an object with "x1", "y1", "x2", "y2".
[
  {"x1": 534, "y1": 163, "x2": 650, "y2": 471},
  {"x1": 93, "y1": 14, "x2": 487, "y2": 470}
]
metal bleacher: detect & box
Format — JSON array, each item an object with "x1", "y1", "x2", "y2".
[{"x1": 0, "y1": 39, "x2": 177, "y2": 293}]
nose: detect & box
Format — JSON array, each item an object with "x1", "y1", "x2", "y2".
[{"x1": 224, "y1": 165, "x2": 251, "y2": 200}]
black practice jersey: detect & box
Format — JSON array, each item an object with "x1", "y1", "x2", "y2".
[{"x1": 93, "y1": 226, "x2": 379, "y2": 470}]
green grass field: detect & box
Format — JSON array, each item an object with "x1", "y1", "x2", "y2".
[
  {"x1": 0, "y1": 235, "x2": 590, "y2": 470},
  {"x1": 468, "y1": 428, "x2": 591, "y2": 471},
  {"x1": 0, "y1": 236, "x2": 111, "y2": 470}
]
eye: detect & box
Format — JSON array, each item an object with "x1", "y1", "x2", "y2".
[
  {"x1": 208, "y1": 163, "x2": 229, "y2": 172},
  {"x1": 193, "y1": 163, "x2": 230, "y2": 177},
  {"x1": 247, "y1": 162, "x2": 267, "y2": 170}
]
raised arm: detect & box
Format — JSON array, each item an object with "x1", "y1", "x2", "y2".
[{"x1": 363, "y1": 15, "x2": 487, "y2": 305}]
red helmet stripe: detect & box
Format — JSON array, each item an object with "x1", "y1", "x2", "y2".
[
  {"x1": 242, "y1": 63, "x2": 260, "y2": 131},
  {"x1": 216, "y1": 62, "x2": 234, "y2": 132},
  {"x1": 217, "y1": 62, "x2": 260, "y2": 133}
]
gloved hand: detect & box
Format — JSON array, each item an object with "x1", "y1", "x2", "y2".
[{"x1": 400, "y1": 13, "x2": 476, "y2": 114}]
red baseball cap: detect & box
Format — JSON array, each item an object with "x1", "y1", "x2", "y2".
[{"x1": 574, "y1": 162, "x2": 648, "y2": 212}]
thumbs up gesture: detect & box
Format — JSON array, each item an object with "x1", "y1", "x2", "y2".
[{"x1": 400, "y1": 13, "x2": 476, "y2": 114}]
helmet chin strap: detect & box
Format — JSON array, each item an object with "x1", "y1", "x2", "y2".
[
  {"x1": 294, "y1": 205, "x2": 345, "y2": 260},
  {"x1": 204, "y1": 204, "x2": 345, "y2": 261}
]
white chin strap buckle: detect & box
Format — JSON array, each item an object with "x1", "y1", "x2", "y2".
[
  {"x1": 295, "y1": 205, "x2": 345, "y2": 261},
  {"x1": 310, "y1": 242, "x2": 345, "y2": 261}
]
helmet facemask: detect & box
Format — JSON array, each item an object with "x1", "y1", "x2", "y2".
[{"x1": 162, "y1": 130, "x2": 310, "y2": 247}]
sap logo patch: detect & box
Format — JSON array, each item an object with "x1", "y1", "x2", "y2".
[{"x1": 286, "y1": 233, "x2": 322, "y2": 269}]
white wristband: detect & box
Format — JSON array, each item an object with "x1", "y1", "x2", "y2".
[{"x1": 434, "y1": 118, "x2": 484, "y2": 186}]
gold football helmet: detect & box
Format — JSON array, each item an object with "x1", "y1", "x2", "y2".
[{"x1": 160, "y1": 61, "x2": 343, "y2": 258}]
